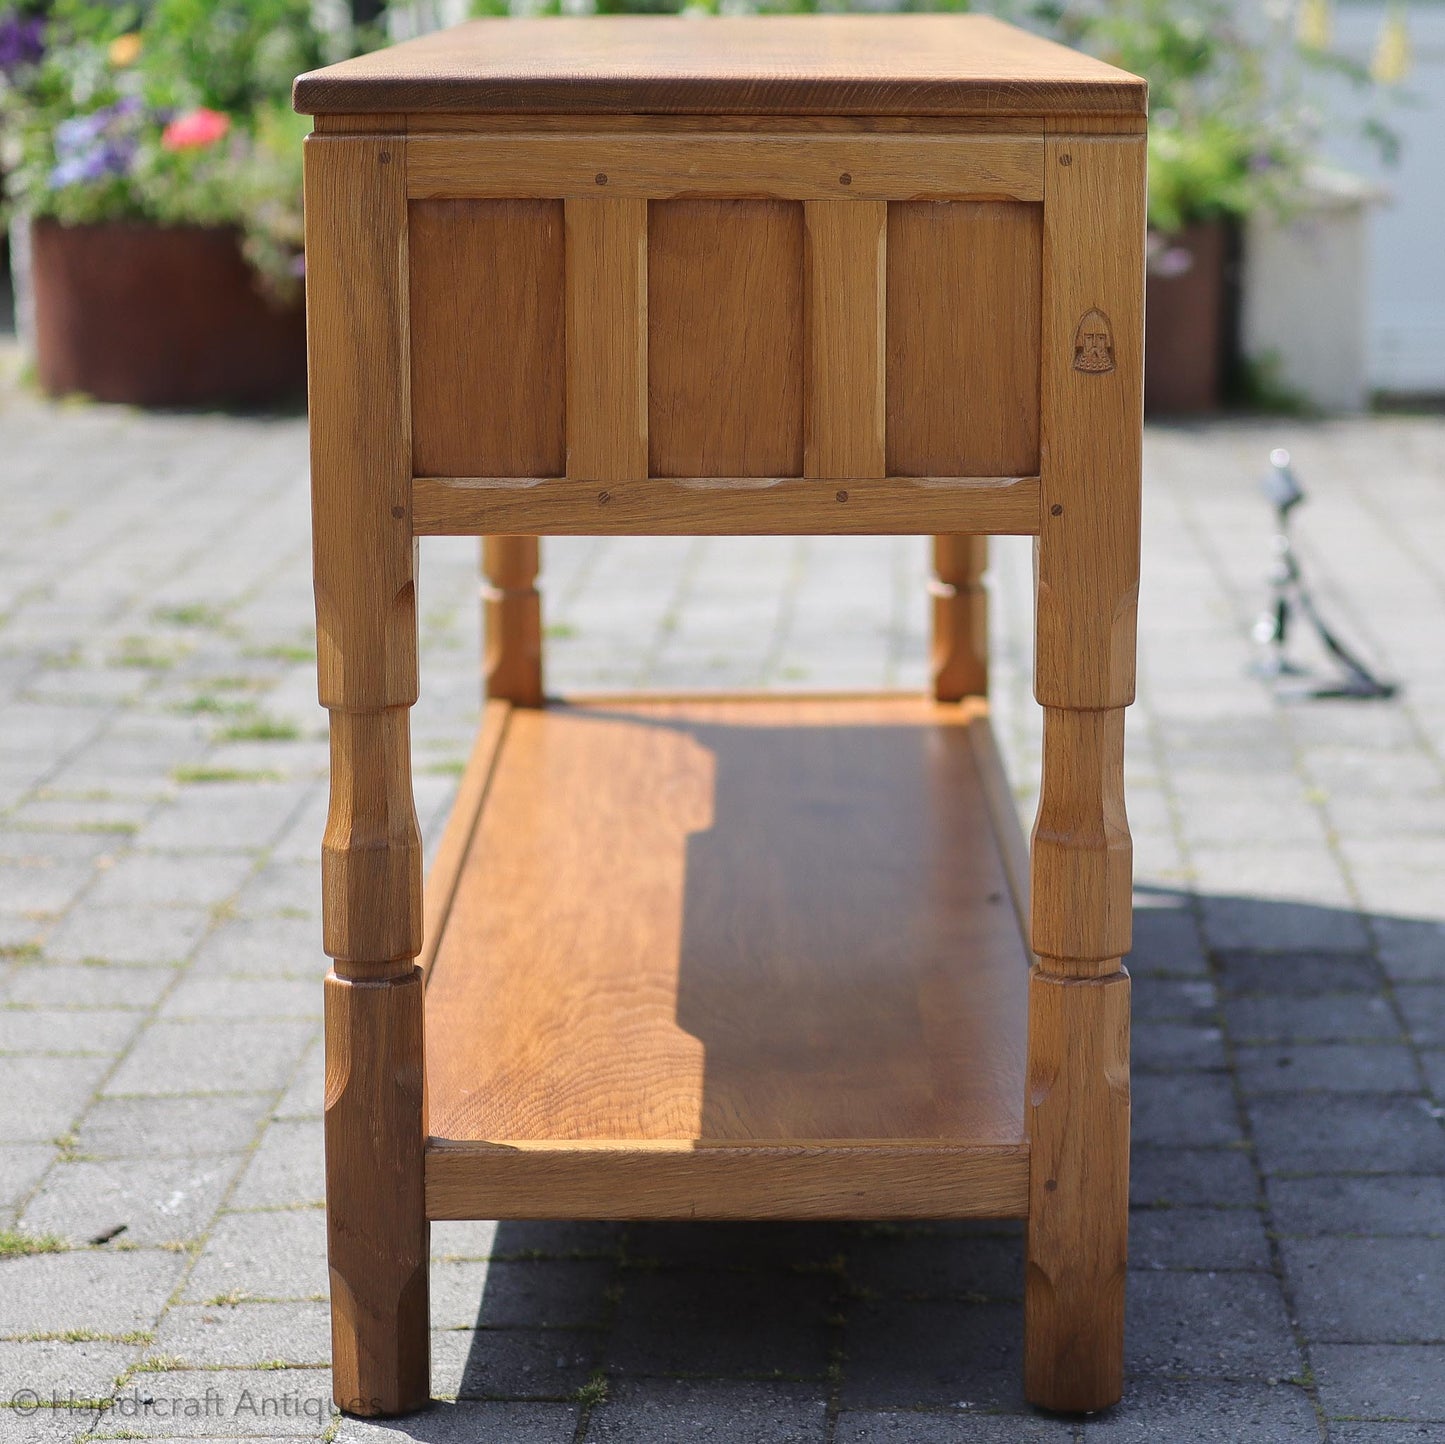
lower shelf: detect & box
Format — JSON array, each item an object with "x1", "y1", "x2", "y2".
[{"x1": 421, "y1": 693, "x2": 1033, "y2": 1221}]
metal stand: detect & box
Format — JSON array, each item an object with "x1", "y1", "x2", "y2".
[{"x1": 1252, "y1": 448, "x2": 1396, "y2": 701}]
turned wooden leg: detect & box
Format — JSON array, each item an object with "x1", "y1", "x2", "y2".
[
  {"x1": 481, "y1": 535, "x2": 543, "y2": 706},
  {"x1": 1024, "y1": 131, "x2": 1145, "y2": 1413},
  {"x1": 306, "y1": 131, "x2": 430, "y2": 1415},
  {"x1": 931, "y1": 535, "x2": 988, "y2": 701}
]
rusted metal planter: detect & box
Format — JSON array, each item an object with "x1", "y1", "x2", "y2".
[
  {"x1": 1144, "y1": 219, "x2": 1231, "y2": 416},
  {"x1": 31, "y1": 219, "x2": 306, "y2": 408}
]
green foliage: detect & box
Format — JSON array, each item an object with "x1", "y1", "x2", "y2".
[{"x1": 0, "y1": 0, "x2": 360, "y2": 296}]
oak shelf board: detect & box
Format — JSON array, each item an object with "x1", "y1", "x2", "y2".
[
  {"x1": 421, "y1": 693, "x2": 1031, "y2": 1221},
  {"x1": 294, "y1": 15, "x2": 1146, "y2": 119}
]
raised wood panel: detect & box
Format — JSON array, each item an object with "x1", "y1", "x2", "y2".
[
  {"x1": 409, "y1": 199, "x2": 565, "y2": 477},
  {"x1": 648, "y1": 199, "x2": 805, "y2": 479},
  {"x1": 886, "y1": 200, "x2": 1042, "y2": 478}
]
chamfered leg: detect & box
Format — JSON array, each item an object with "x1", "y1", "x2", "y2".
[
  {"x1": 1023, "y1": 131, "x2": 1145, "y2": 1413},
  {"x1": 305, "y1": 129, "x2": 429, "y2": 1416}
]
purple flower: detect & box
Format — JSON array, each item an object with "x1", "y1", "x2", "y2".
[{"x1": 0, "y1": 12, "x2": 45, "y2": 77}]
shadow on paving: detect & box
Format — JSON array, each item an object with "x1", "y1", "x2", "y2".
[{"x1": 408, "y1": 884, "x2": 1443, "y2": 1439}]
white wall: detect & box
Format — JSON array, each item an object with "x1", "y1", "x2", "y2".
[{"x1": 1325, "y1": 1, "x2": 1445, "y2": 394}]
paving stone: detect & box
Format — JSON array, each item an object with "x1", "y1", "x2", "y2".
[
  {"x1": 96, "y1": 1367, "x2": 334, "y2": 1436},
  {"x1": 430, "y1": 1220, "x2": 499, "y2": 1261},
  {"x1": 840, "y1": 1298, "x2": 1021, "y2": 1409},
  {"x1": 490, "y1": 1220, "x2": 624, "y2": 1260},
  {"x1": 1132, "y1": 1072, "x2": 1242, "y2": 1148},
  {"x1": 0, "y1": 1006, "x2": 145, "y2": 1056},
  {"x1": 1126, "y1": 899, "x2": 1209, "y2": 979},
  {"x1": 1312, "y1": 1343, "x2": 1445, "y2": 1420},
  {"x1": 1123, "y1": 1270, "x2": 1299, "y2": 1380},
  {"x1": 589, "y1": 1380, "x2": 829, "y2": 1443},
  {"x1": 1130, "y1": 1148, "x2": 1260, "y2": 1208},
  {"x1": 271, "y1": 1045, "x2": 323, "y2": 1122},
  {"x1": 0, "y1": 1338, "x2": 140, "y2": 1399},
  {"x1": 1128, "y1": 1206, "x2": 1272, "y2": 1271},
  {"x1": 134, "y1": 783, "x2": 309, "y2": 854},
  {"x1": 0, "y1": 1250, "x2": 186, "y2": 1335},
  {"x1": 431, "y1": 1260, "x2": 615, "y2": 1332},
  {"x1": 1132, "y1": 1021, "x2": 1228, "y2": 1072},
  {"x1": 1082, "y1": 1379, "x2": 1318, "y2": 1442},
  {"x1": 1267, "y1": 1174, "x2": 1445, "y2": 1240},
  {"x1": 1214, "y1": 949, "x2": 1383, "y2": 996},
  {"x1": 432, "y1": 1327, "x2": 594, "y2": 1402},
  {"x1": 77, "y1": 1094, "x2": 274, "y2": 1160},
  {"x1": 836, "y1": 1415, "x2": 1076, "y2": 1443},
  {"x1": 1199, "y1": 895, "x2": 1371, "y2": 954},
  {"x1": 157, "y1": 975, "x2": 317, "y2": 1022},
  {"x1": 232, "y1": 862, "x2": 320, "y2": 919},
  {"x1": 0, "y1": 860, "x2": 98, "y2": 917},
  {"x1": 5, "y1": 963, "x2": 175, "y2": 1011},
  {"x1": 1397, "y1": 988, "x2": 1445, "y2": 1048},
  {"x1": 1247, "y1": 1095, "x2": 1445, "y2": 1175},
  {"x1": 0, "y1": 1405, "x2": 93, "y2": 1444},
  {"x1": 605, "y1": 1267, "x2": 833, "y2": 1381},
  {"x1": 1236, "y1": 1043, "x2": 1420, "y2": 1094},
  {"x1": 0, "y1": 1143, "x2": 54, "y2": 1208},
  {"x1": 105, "y1": 1020, "x2": 312, "y2": 1096},
  {"x1": 84, "y1": 852, "x2": 255, "y2": 912},
  {"x1": 621, "y1": 1221, "x2": 855, "y2": 1272},
  {"x1": 1223, "y1": 993, "x2": 1400, "y2": 1044},
  {"x1": 188, "y1": 914, "x2": 323, "y2": 980},
  {"x1": 845, "y1": 1232, "x2": 1022, "y2": 1300},
  {"x1": 1130, "y1": 978, "x2": 1218, "y2": 1024},
  {"x1": 19, "y1": 1157, "x2": 240, "y2": 1247},
  {"x1": 1283, "y1": 1237, "x2": 1445, "y2": 1342},
  {"x1": 1329, "y1": 1426, "x2": 1445, "y2": 1443},
  {"x1": 0, "y1": 1056, "x2": 110, "y2": 1144},
  {"x1": 1375, "y1": 918, "x2": 1445, "y2": 984},
  {"x1": 182, "y1": 1209, "x2": 328, "y2": 1304},
  {"x1": 229, "y1": 1120, "x2": 324, "y2": 1210},
  {"x1": 43, "y1": 905, "x2": 212, "y2": 966},
  {"x1": 153, "y1": 1301, "x2": 331, "y2": 1369},
  {"x1": 336, "y1": 1401, "x2": 578, "y2": 1444}
]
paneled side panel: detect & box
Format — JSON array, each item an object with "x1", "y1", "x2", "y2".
[
  {"x1": 648, "y1": 199, "x2": 805, "y2": 479},
  {"x1": 886, "y1": 201, "x2": 1042, "y2": 478},
  {"x1": 410, "y1": 199, "x2": 565, "y2": 477}
]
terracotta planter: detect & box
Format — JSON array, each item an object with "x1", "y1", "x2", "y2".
[
  {"x1": 30, "y1": 219, "x2": 306, "y2": 408},
  {"x1": 1144, "y1": 220, "x2": 1233, "y2": 416}
]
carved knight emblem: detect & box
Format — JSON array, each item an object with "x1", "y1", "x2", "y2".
[{"x1": 1072, "y1": 309, "x2": 1115, "y2": 374}]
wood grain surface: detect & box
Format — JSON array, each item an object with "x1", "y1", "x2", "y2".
[
  {"x1": 422, "y1": 697, "x2": 1031, "y2": 1209},
  {"x1": 804, "y1": 199, "x2": 886, "y2": 482},
  {"x1": 411, "y1": 474, "x2": 1041, "y2": 536},
  {"x1": 405, "y1": 133, "x2": 1043, "y2": 201},
  {"x1": 294, "y1": 16, "x2": 1147, "y2": 119},
  {"x1": 648, "y1": 199, "x2": 805, "y2": 478},
  {"x1": 409, "y1": 198, "x2": 565, "y2": 478},
  {"x1": 886, "y1": 200, "x2": 1041, "y2": 477},
  {"x1": 1024, "y1": 967, "x2": 1130, "y2": 1411}
]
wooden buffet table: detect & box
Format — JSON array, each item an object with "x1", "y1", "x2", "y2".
[{"x1": 294, "y1": 15, "x2": 1146, "y2": 1418}]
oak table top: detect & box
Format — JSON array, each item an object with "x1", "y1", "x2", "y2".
[{"x1": 293, "y1": 14, "x2": 1146, "y2": 119}]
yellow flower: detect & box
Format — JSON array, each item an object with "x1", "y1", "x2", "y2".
[
  {"x1": 108, "y1": 33, "x2": 142, "y2": 67},
  {"x1": 1297, "y1": 0, "x2": 1333, "y2": 50},
  {"x1": 1371, "y1": 3, "x2": 1412, "y2": 83}
]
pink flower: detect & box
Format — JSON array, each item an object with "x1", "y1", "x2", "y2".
[{"x1": 161, "y1": 107, "x2": 230, "y2": 152}]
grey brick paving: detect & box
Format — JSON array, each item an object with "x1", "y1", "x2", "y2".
[{"x1": 1, "y1": 370, "x2": 1443, "y2": 1441}]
